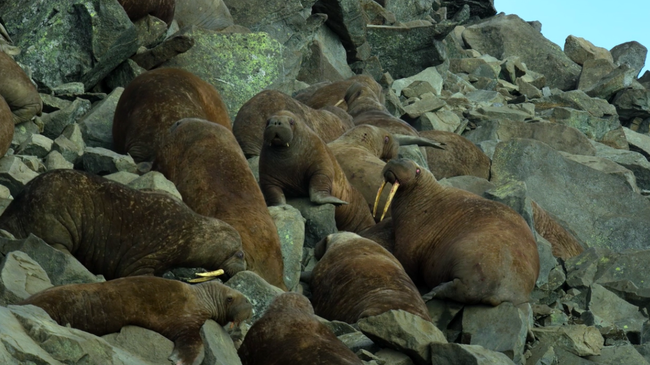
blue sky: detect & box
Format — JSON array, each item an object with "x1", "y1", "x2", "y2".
[{"x1": 493, "y1": 1, "x2": 649, "y2": 76}]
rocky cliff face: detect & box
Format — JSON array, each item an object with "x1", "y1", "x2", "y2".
[{"x1": 1, "y1": 0, "x2": 650, "y2": 364}]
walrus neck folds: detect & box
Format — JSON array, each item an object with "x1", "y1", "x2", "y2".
[{"x1": 194, "y1": 283, "x2": 228, "y2": 324}]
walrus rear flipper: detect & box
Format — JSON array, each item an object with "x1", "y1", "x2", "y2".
[{"x1": 169, "y1": 333, "x2": 205, "y2": 365}]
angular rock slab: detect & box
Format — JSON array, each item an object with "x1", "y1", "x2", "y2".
[
  {"x1": 532, "y1": 325, "x2": 604, "y2": 357},
  {"x1": 162, "y1": 27, "x2": 284, "y2": 120},
  {"x1": 429, "y1": 343, "x2": 516, "y2": 365},
  {"x1": 0, "y1": 251, "x2": 52, "y2": 306},
  {"x1": 1, "y1": 0, "x2": 139, "y2": 90},
  {"x1": 200, "y1": 320, "x2": 243, "y2": 365},
  {"x1": 268, "y1": 204, "x2": 305, "y2": 291},
  {"x1": 102, "y1": 325, "x2": 174, "y2": 365},
  {"x1": 491, "y1": 138, "x2": 650, "y2": 251},
  {"x1": 225, "y1": 271, "x2": 284, "y2": 323}
]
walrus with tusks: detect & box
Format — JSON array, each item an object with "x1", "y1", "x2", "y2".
[
  {"x1": 259, "y1": 110, "x2": 375, "y2": 233},
  {"x1": 293, "y1": 74, "x2": 385, "y2": 112},
  {"x1": 238, "y1": 292, "x2": 363, "y2": 365},
  {"x1": 112, "y1": 67, "x2": 231, "y2": 163},
  {"x1": 418, "y1": 129, "x2": 491, "y2": 180},
  {"x1": 0, "y1": 51, "x2": 42, "y2": 125},
  {"x1": 117, "y1": 0, "x2": 176, "y2": 25},
  {"x1": 154, "y1": 118, "x2": 288, "y2": 290},
  {"x1": 21, "y1": 277, "x2": 252, "y2": 365},
  {"x1": 308, "y1": 232, "x2": 431, "y2": 324},
  {"x1": 0, "y1": 169, "x2": 246, "y2": 280},
  {"x1": 374, "y1": 159, "x2": 540, "y2": 306}
]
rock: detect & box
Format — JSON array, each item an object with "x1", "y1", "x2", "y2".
[
  {"x1": 462, "y1": 14, "x2": 581, "y2": 90},
  {"x1": 461, "y1": 303, "x2": 531, "y2": 364},
  {"x1": 491, "y1": 139, "x2": 650, "y2": 251},
  {"x1": 578, "y1": 58, "x2": 616, "y2": 92},
  {"x1": 102, "y1": 326, "x2": 174, "y2": 365},
  {"x1": 564, "y1": 35, "x2": 614, "y2": 65},
  {"x1": 449, "y1": 57, "x2": 498, "y2": 79},
  {"x1": 11, "y1": 121, "x2": 41, "y2": 150},
  {"x1": 624, "y1": 127, "x2": 650, "y2": 157},
  {"x1": 612, "y1": 89, "x2": 650, "y2": 123},
  {"x1": 61, "y1": 123, "x2": 87, "y2": 155},
  {"x1": 0, "y1": 0, "x2": 139, "y2": 90},
  {"x1": 0, "y1": 234, "x2": 104, "y2": 286},
  {"x1": 247, "y1": 156, "x2": 260, "y2": 182},
  {"x1": 313, "y1": 0, "x2": 367, "y2": 61},
  {"x1": 415, "y1": 110, "x2": 462, "y2": 132},
  {"x1": 225, "y1": 271, "x2": 284, "y2": 323},
  {"x1": 127, "y1": 171, "x2": 183, "y2": 201},
  {"x1": 104, "y1": 171, "x2": 140, "y2": 185},
  {"x1": 516, "y1": 78, "x2": 542, "y2": 99},
  {"x1": 357, "y1": 309, "x2": 447, "y2": 365},
  {"x1": 132, "y1": 15, "x2": 168, "y2": 49},
  {"x1": 82, "y1": 147, "x2": 138, "y2": 175},
  {"x1": 78, "y1": 87, "x2": 124, "y2": 150},
  {"x1": 367, "y1": 24, "x2": 447, "y2": 80},
  {"x1": 104, "y1": 59, "x2": 147, "y2": 90},
  {"x1": 464, "y1": 119, "x2": 597, "y2": 156},
  {"x1": 41, "y1": 98, "x2": 92, "y2": 139},
  {"x1": 375, "y1": 348, "x2": 415, "y2": 365},
  {"x1": 0, "y1": 251, "x2": 52, "y2": 305},
  {"x1": 16, "y1": 155, "x2": 46, "y2": 174},
  {"x1": 392, "y1": 67, "x2": 444, "y2": 97},
  {"x1": 584, "y1": 284, "x2": 646, "y2": 336},
  {"x1": 200, "y1": 320, "x2": 243, "y2": 365},
  {"x1": 440, "y1": 0, "x2": 496, "y2": 19},
  {"x1": 584, "y1": 65, "x2": 637, "y2": 101},
  {"x1": 286, "y1": 197, "x2": 337, "y2": 248},
  {"x1": 0, "y1": 155, "x2": 39, "y2": 196},
  {"x1": 403, "y1": 93, "x2": 446, "y2": 119},
  {"x1": 296, "y1": 25, "x2": 355, "y2": 84},
  {"x1": 268, "y1": 204, "x2": 305, "y2": 291},
  {"x1": 533, "y1": 237, "x2": 560, "y2": 290},
  {"x1": 483, "y1": 180, "x2": 535, "y2": 229},
  {"x1": 592, "y1": 141, "x2": 650, "y2": 191},
  {"x1": 162, "y1": 27, "x2": 284, "y2": 120},
  {"x1": 549, "y1": 107, "x2": 626, "y2": 149},
  {"x1": 398, "y1": 145, "x2": 429, "y2": 169},
  {"x1": 533, "y1": 89, "x2": 618, "y2": 117},
  {"x1": 52, "y1": 134, "x2": 84, "y2": 165},
  {"x1": 338, "y1": 331, "x2": 380, "y2": 354},
  {"x1": 464, "y1": 89, "x2": 505, "y2": 104},
  {"x1": 130, "y1": 33, "x2": 195, "y2": 70},
  {"x1": 610, "y1": 41, "x2": 648, "y2": 77},
  {"x1": 533, "y1": 325, "x2": 604, "y2": 357},
  {"x1": 17, "y1": 134, "x2": 53, "y2": 158},
  {"x1": 383, "y1": 0, "x2": 435, "y2": 23},
  {"x1": 0, "y1": 185, "x2": 11, "y2": 216},
  {"x1": 561, "y1": 152, "x2": 640, "y2": 192},
  {"x1": 44, "y1": 151, "x2": 74, "y2": 171},
  {"x1": 429, "y1": 343, "x2": 516, "y2": 365},
  {"x1": 174, "y1": 0, "x2": 235, "y2": 31}
]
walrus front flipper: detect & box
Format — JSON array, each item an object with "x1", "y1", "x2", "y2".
[
  {"x1": 309, "y1": 173, "x2": 348, "y2": 206},
  {"x1": 169, "y1": 333, "x2": 205, "y2": 365}
]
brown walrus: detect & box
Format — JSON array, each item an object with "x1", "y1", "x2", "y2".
[
  {"x1": 259, "y1": 110, "x2": 375, "y2": 233},
  {"x1": 0, "y1": 51, "x2": 42, "y2": 125},
  {"x1": 21, "y1": 276, "x2": 252, "y2": 365},
  {"x1": 293, "y1": 74, "x2": 385, "y2": 112},
  {"x1": 418, "y1": 129, "x2": 491, "y2": 180},
  {"x1": 153, "y1": 118, "x2": 288, "y2": 290},
  {"x1": 117, "y1": 0, "x2": 176, "y2": 24},
  {"x1": 237, "y1": 292, "x2": 363, "y2": 365},
  {"x1": 309, "y1": 232, "x2": 431, "y2": 323},
  {"x1": 327, "y1": 124, "x2": 444, "y2": 220},
  {"x1": 374, "y1": 159, "x2": 540, "y2": 306},
  {"x1": 0, "y1": 96, "x2": 13, "y2": 157},
  {"x1": 112, "y1": 67, "x2": 231, "y2": 163},
  {"x1": 531, "y1": 201, "x2": 584, "y2": 260},
  {"x1": 0, "y1": 169, "x2": 245, "y2": 280},
  {"x1": 232, "y1": 89, "x2": 354, "y2": 158}
]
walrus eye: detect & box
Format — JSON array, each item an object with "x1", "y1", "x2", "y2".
[
  {"x1": 384, "y1": 136, "x2": 389, "y2": 144},
  {"x1": 227, "y1": 296, "x2": 233, "y2": 303},
  {"x1": 416, "y1": 168, "x2": 421, "y2": 175},
  {"x1": 236, "y1": 251, "x2": 244, "y2": 259},
  {"x1": 289, "y1": 119, "x2": 295, "y2": 126}
]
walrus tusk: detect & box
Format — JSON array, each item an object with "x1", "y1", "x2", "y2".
[
  {"x1": 380, "y1": 181, "x2": 400, "y2": 222},
  {"x1": 373, "y1": 181, "x2": 387, "y2": 218},
  {"x1": 188, "y1": 269, "x2": 225, "y2": 282},
  {"x1": 334, "y1": 99, "x2": 345, "y2": 107},
  {"x1": 187, "y1": 276, "x2": 214, "y2": 283}
]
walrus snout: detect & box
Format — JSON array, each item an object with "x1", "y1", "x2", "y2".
[{"x1": 229, "y1": 295, "x2": 253, "y2": 325}]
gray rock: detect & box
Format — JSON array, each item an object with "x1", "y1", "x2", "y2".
[
  {"x1": 464, "y1": 119, "x2": 597, "y2": 156},
  {"x1": 491, "y1": 139, "x2": 650, "y2": 251},
  {"x1": 104, "y1": 171, "x2": 140, "y2": 185},
  {"x1": 162, "y1": 27, "x2": 284, "y2": 120},
  {"x1": 610, "y1": 41, "x2": 648, "y2": 77},
  {"x1": 549, "y1": 108, "x2": 626, "y2": 149},
  {"x1": 592, "y1": 140, "x2": 650, "y2": 191},
  {"x1": 268, "y1": 204, "x2": 305, "y2": 291},
  {"x1": 383, "y1": 0, "x2": 434, "y2": 23},
  {"x1": 429, "y1": 343, "x2": 516, "y2": 365},
  {"x1": 462, "y1": 14, "x2": 581, "y2": 90},
  {"x1": 464, "y1": 89, "x2": 505, "y2": 104},
  {"x1": 587, "y1": 344, "x2": 650, "y2": 364},
  {"x1": 247, "y1": 156, "x2": 260, "y2": 182},
  {"x1": 131, "y1": 33, "x2": 195, "y2": 70},
  {"x1": 297, "y1": 25, "x2": 355, "y2": 84},
  {"x1": 375, "y1": 348, "x2": 415, "y2": 365},
  {"x1": 41, "y1": 98, "x2": 92, "y2": 139},
  {"x1": 52, "y1": 134, "x2": 84, "y2": 165},
  {"x1": 425, "y1": 299, "x2": 464, "y2": 341},
  {"x1": 286, "y1": 197, "x2": 337, "y2": 248},
  {"x1": 440, "y1": 0, "x2": 496, "y2": 19},
  {"x1": 462, "y1": 303, "x2": 531, "y2": 364},
  {"x1": 584, "y1": 284, "x2": 646, "y2": 336},
  {"x1": 578, "y1": 58, "x2": 616, "y2": 92},
  {"x1": 78, "y1": 87, "x2": 124, "y2": 150},
  {"x1": 338, "y1": 331, "x2": 380, "y2": 354},
  {"x1": 0, "y1": 251, "x2": 52, "y2": 305},
  {"x1": 416, "y1": 110, "x2": 462, "y2": 132},
  {"x1": 533, "y1": 89, "x2": 618, "y2": 117},
  {"x1": 132, "y1": 15, "x2": 168, "y2": 49},
  {"x1": 174, "y1": 0, "x2": 234, "y2": 31},
  {"x1": 392, "y1": 67, "x2": 444, "y2": 97},
  {"x1": 613, "y1": 89, "x2": 650, "y2": 122},
  {"x1": 624, "y1": 127, "x2": 650, "y2": 157},
  {"x1": 312, "y1": 0, "x2": 367, "y2": 61},
  {"x1": 102, "y1": 326, "x2": 173, "y2": 365},
  {"x1": 225, "y1": 271, "x2": 284, "y2": 323},
  {"x1": 11, "y1": 121, "x2": 41, "y2": 150},
  {"x1": 17, "y1": 134, "x2": 53, "y2": 158},
  {"x1": 516, "y1": 78, "x2": 543, "y2": 99},
  {"x1": 82, "y1": 147, "x2": 137, "y2": 175},
  {"x1": 0, "y1": 155, "x2": 39, "y2": 196},
  {"x1": 564, "y1": 35, "x2": 614, "y2": 66},
  {"x1": 0, "y1": 185, "x2": 11, "y2": 216},
  {"x1": 44, "y1": 151, "x2": 74, "y2": 171},
  {"x1": 584, "y1": 64, "x2": 637, "y2": 101},
  {"x1": 104, "y1": 59, "x2": 147, "y2": 90},
  {"x1": 402, "y1": 80, "x2": 438, "y2": 98},
  {"x1": 532, "y1": 325, "x2": 604, "y2": 357},
  {"x1": 398, "y1": 145, "x2": 429, "y2": 170},
  {"x1": 1, "y1": 0, "x2": 139, "y2": 90},
  {"x1": 484, "y1": 180, "x2": 535, "y2": 230},
  {"x1": 403, "y1": 93, "x2": 446, "y2": 119},
  {"x1": 357, "y1": 309, "x2": 447, "y2": 365},
  {"x1": 61, "y1": 123, "x2": 87, "y2": 154},
  {"x1": 449, "y1": 57, "x2": 498, "y2": 79},
  {"x1": 127, "y1": 171, "x2": 183, "y2": 201},
  {"x1": 469, "y1": 104, "x2": 535, "y2": 123},
  {"x1": 200, "y1": 320, "x2": 242, "y2": 365},
  {"x1": 0, "y1": 234, "x2": 104, "y2": 286}
]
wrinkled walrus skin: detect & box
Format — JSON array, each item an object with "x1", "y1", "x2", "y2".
[
  {"x1": 154, "y1": 118, "x2": 288, "y2": 290},
  {"x1": 238, "y1": 293, "x2": 363, "y2": 365},
  {"x1": 112, "y1": 67, "x2": 231, "y2": 163},
  {"x1": 379, "y1": 159, "x2": 540, "y2": 306},
  {"x1": 22, "y1": 277, "x2": 252, "y2": 365},
  {"x1": 0, "y1": 96, "x2": 13, "y2": 157},
  {"x1": 0, "y1": 169, "x2": 246, "y2": 280},
  {"x1": 0, "y1": 51, "x2": 42, "y2": 125},
  {"x1": 310, "y1": 232, "x2": 432, "y2": 324}
]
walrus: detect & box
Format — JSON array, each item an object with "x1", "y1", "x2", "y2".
[
  {"x1": 112, "y1": 67, "x2": 231, "y2": 163},
  {"x1": 419, "y1": 129, "x2": 491, "y2": 180},
  {"x1": 259, "y1": 110, "x2": 375, "y2": 233},
  {"x1": 308, "y1": 232, "x2": 431, "y2": 324},
  {"x1": 0, "y1": 169, "x2": 245, "y2": 280},
  {"x1": 21, "y1": 277, "x2": 252, "y2": 365},
  {"x1": 233, "y1": 89, "x2": 354, "y2": 158},
  {"x1": 531, "y1": 201, "x2": 584, "y2": 260},
  {"x1": 0, "y1": 51, "x2": 42, "y2": 125},
  {"x1": 374, "y1": 159, "x2": 540, "y2": 306},
  {"x1": 117, "y1": 0, "x2": 176, "y2": 24},
  {"x1": 327, "y1": 124, "x2": 444, "y2": 220},
  {"x1": 293, "y1": 74, "x2": 385, "y2": 112},
  {"x1": 153, "y1": 118, "x2": 288, "y2": 290},
  {"x1": 0, "y1": 96, "x2": 13, "y2": 157},
  {"x1": 174, "y1": 0, "x2": 234, "y2": 31},
  {"x1": 238, "y1": 292, "x2": 363, "y2": 365}
]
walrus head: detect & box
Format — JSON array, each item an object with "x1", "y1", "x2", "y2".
[
  {"x1": 195, "y1": 282, "x2": 253, "y2": 326},
  {"x1": 263, "y1": 111, "x2": 297, "y2": 148},
  {"x1": 344, "y1": 82, "x2": 386, "y2": 117},
  {"x1": 267, "y1": 292, "x2": 315, "y2": 316},
  {"x1": 373, "y1": 159, "x2": 423, "y2": 221}
]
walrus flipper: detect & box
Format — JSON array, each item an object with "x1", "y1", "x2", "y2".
[
  {"x1": 309, "y1": 174, "x2": 348, "y2": 206},
  {"x1": 169, "y1": 333, "x2": 205, "y2": 365}
]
